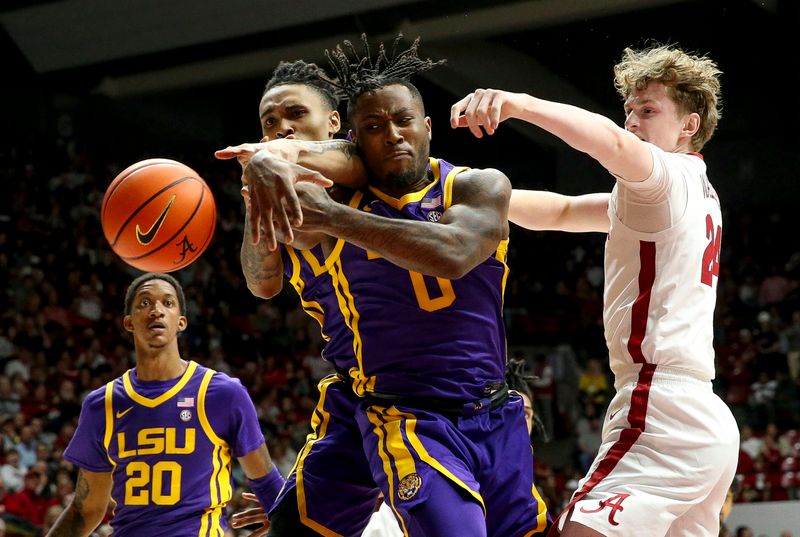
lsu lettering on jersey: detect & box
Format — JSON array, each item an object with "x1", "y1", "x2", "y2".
[
  {"x1": 65, "y1": 361, "x2": 264, "y2": 537},
  {"x1": 604, "y1": 148, "x2": 721, "y2": 381},
  {"x1": 330, "y1": 158, "x2": 510, "y2": 400}
]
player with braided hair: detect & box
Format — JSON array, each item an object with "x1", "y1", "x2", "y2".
[{"x1": 220, "y1": 34, "x2": 550, "y2": 536}]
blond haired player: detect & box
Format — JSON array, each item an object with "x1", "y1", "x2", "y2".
[{"x1": 451, "y1": 43, "x2": 738, "y2": 536}]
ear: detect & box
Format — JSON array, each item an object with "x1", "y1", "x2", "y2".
[
  {"x1": 682, "y1": 112, "x2": 701, "y2": 137},
  {"x1": 177, "y1": 316, "x2": 188, "y2": 333},
  {"x1": 328, "y1": 111, "x2": 341, "y2": 137},
  {"x1": 123, "y1": 315, "x2": 134, "y2": 333},
  {"x1": 425, "y1": 116, "x2": 432, "y2": 141}
]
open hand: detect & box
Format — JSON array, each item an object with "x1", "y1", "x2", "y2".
[{"x1": 230, "y1": 492, "x2": 269, "y2": 537}]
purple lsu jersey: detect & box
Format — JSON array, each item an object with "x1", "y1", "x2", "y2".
[
  {"x1": 64, "y1": 361, "x2": 264, "y2": 537},
  {"x1": 331, "y1": 158, "x2": 510, "y2": 400},
  {"x1": 280, "y1": 194, "x2": 361, "y2": 372}
]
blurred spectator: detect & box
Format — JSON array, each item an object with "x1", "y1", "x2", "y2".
[
  {"x1": 781, "y1": 310, "x2": 800, "y2": 381},
  {"x1": 12, "y1": 426, "x2": 37, "y2": 469},
  {"x1": 2, "y1": 469, "x2": 58, "y2": 527},
  {"x1": 740, "y1": 425, "x2": 765, "y2": 461},
  {"x1": 0, "y1": 449, "x2": 26, "y2": 493},
  {"x1": 530, "y1": 353, "x2": 555, "y2": 440},
  {"x1": 577, "y1": 358, "x2": 609, "y2": 414}
]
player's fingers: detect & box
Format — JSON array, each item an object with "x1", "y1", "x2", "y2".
[
  {"x1": 486, "y1": 90, "x2": 503, "y2": 135},
  {"x1": 450, "y1": 94, "x2": 473, "y2": 128},
  {"x1": 241, "y1": 492, "x2": 258, "y2": 502},
  {"x1": 248, "y1": 187, "x2": 262, "y2": 245},
  {"x1": 246, "y1": 527, "x2": 270, "y2": 537},
  {"x1": 231, "y1": 511, "x2": 267, "y2": 526},
  {"x1": 263, "y1": 207, "x2": 279, "y2": 251},
  {"x1": 295, "y1": 168, "x2": 334, "y2": 188},
  {"x1": 464, "y1": 89, "x2": 486, "y2": 138},
  {"x1": 214, "y1": 143, "x2": 254, "y2": 160}
]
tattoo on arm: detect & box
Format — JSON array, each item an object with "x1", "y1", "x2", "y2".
[
  {"x1": 301, "y1": 140, "x2": 355, "y2": 160},
  {"x1": 241, "y1": 206, "x2": 282, "y2": 287},
  {"x1": 48, "y1": 470, "x2": 91, "y2": 536}
]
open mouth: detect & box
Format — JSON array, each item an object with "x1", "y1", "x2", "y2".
[{"x1": 148, "y1": 321, "x2": 167, "y2": 332}]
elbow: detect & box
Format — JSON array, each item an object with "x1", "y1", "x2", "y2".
[
  {"x1": 247, "y1": 279, "x2": 282, "y2": 300},
  {"x1": 437, "y1": 249, "x2": 483, "y2": 280}
]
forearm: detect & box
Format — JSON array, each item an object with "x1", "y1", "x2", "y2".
[
  {"x1": 508, "y1": 94, "x2": 627, "y2": 161},
  {"x1": 326, "y1": 207, "x2": 491, "y2": 279},
  {"x1": 47, "y1": 504, "x2": 98, "y2": 537},
  {"x1": 47, "y1": 470, "x2": 107, "y2": 537},
  {"x1": 268, "y1": 139, "x2": 367, "y2": 188},
  {"x1": 509, "y1": 190, "x2": 609, "y2": 233},
  {"x1": 241, "y1": 205, "x2": 283, "y2": 299}
]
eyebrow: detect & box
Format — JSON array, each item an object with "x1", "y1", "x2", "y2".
[
  {"x1": 260, "y1": 102, "x2": 306, "y2": 120},
  {"x1": 136, "y1": 292, "x2": 176, "y2": 301},
  {"x1": 360, "y1": 107, "x2": 414, "y2": 120}
]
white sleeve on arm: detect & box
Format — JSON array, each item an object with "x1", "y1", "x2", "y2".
[{"x1": 612, "y1": 144, "x2": 688, "y2": 233}]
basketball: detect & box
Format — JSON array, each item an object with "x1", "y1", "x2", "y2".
[{"x1": 101, "y1": 158, "x2": 216, "y2": 272}]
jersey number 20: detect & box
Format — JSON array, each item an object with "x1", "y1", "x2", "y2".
[{"x1": 126, "y1": 461, "x2": 181, "y2": 505}]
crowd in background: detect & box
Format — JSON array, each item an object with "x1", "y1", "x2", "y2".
[{"x1": 1, "y1": 129, "x2": 799, "y2": 536}]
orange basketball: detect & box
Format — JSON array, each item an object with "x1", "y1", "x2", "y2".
[{"x1": 101, "y1": 158, "x2": 216, "y2": 272}]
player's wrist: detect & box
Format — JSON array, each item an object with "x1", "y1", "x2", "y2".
[{"x1": 248, "y1": 465, "x2": 285, "y2": 511}]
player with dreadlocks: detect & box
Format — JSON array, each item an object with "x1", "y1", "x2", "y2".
[
  {"x1": 221, "y1": 34, "x2": 551, "y2": 536},
  {"x1": 227, "y1": 59, "x2": 403, "y2": 537}
]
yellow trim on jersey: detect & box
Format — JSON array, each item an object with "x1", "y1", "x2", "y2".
[
  {"x1": 286, "y1": 246, "x2": 328, "y2": 336},
  {"x1": 103, "y1": 381, "x2": 120, "y2": 517},
  {"x1": 496, "y1": 239, "x2": 510, "y2": 304},
  {"x1": 103, "y1": 382, "x2": 115, "y2": 458},
  {"x1": 442, "y1": 164, "x2": 469, "y2": 210},
  {"x1": 198, "y1": 505, "x2": 224, "y2": 537},
  {"x1": 298, "y1": 238, "x2": 348, "y2": 277},
  {"x1": 367, "y1": 158, "x2": 441, "y2": 209},
  {"x1": 122, "y1": 361, "x2": 198, "y2": 408},
  {"x1": 388, "y1": 406, "x2": 486, "y2": 514},
  {"x1": 326, "y1": 190, "x2": 376, "y2": 395},
  {"x1": 525, "y1": 467, "x2": 550, "y2": 536},
  {"x1": 365, "y1": 406, "x2": 411, "y2": 537},
  {"x1": 197, "y1": 369, "x2": 232, "y2": 537},
  {"x1": 294, "y1": 376, "x2": 345, "y2": 537}
]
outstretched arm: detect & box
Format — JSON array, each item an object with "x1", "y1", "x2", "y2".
[
  {"x1": 292, "y1": 168, "x2": 510, "y2": 279},
  {"x1": 510, "y1": 190, "x2": 610, "y2": 233},
  {"x1": 47, "y1": 469, "x2": 112, "y2": 537},
  {"x1": 450, "y1": 89, "x2": 653, "y2": 182},
  {"x1": 216, "y1": 139, "x2": 367, "y2": 250}
]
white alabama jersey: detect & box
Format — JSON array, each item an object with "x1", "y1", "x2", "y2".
[{"x1": 604, "y1": 149, "x2": 721, "y2": 382}]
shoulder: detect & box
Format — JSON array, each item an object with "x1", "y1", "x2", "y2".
[
  {"x1": 81, "y1": 383, "x2": 111, "y2": 412},
  {"x1": 204, "y1": 371, "x2": 250, "y2": 401},
  {"x1": 452, "y1": 167, "x2": 511, "y2": 200}
]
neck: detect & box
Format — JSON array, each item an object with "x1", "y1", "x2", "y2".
[{"x1": 134, "y1": 345, "x2": 186, "y2": 381}]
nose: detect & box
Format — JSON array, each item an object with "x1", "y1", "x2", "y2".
[
  {"x1": 624, "y1": 111, "x2": 638, "y2": 131},
  {"x1": 275, "y1": 119, "x2": 295, "y2": 139},
  {"x1": 385, "y1": 122, "x2": 404, "y2": 145},
  {"x1": 149, "y1": 302, "x2": 165, "y2": 317}
]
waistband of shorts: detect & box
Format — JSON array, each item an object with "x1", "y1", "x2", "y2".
[
  {"x1": 362, "y1": 384, "x2": 510, "y2": 418},
  {"x1": 614, "y1": 364, "x2": 712, "y2": 391}
]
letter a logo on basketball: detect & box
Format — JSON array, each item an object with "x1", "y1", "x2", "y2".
[{"x1": 136, "y1": 195, "x2": 177, "y2": 245}]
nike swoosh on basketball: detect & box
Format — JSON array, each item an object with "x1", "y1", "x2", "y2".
[
  {"x1": 116, "y1": 407, "x2": 133, "y2": 419},
  {"x1": 136, "y1": 195, "x2": 177, "y2": 245}
]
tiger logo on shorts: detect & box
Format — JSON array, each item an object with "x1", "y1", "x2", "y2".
[{"x1": 397, "y1": 473, "x2": 423, "y2": 500}]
